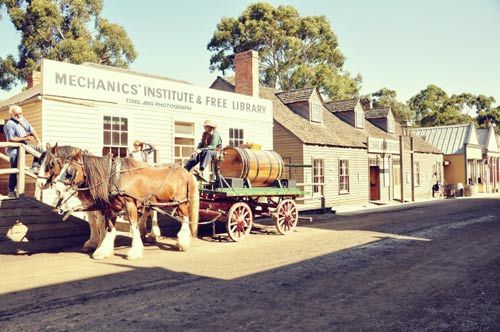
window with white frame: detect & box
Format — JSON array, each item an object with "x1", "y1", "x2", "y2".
[
  {"x1": 339, "y1": 159, "x2": 350, "y2": 193},
  {"x1": 229, "y1": 128, "x2": 244, "y2": 147},
  {"x1": 103, "y1": 116, "x2": 128, "y2": 157},
  {"x1": 174, "y1": 122, "x2": 195, "y2": 165},
  {"x1": 310, "y1": 103, "x2": 322, "y2": 123},
  {"x1": 355, "y1": 111, "x2": 364, "y2": 129},
  {"x1": 312, "y1": 159, "x2": 324, "y2": 195}
]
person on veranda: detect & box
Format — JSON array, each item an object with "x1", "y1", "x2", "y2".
[{"x1": 3, "y1": 105, "x2": 43, "y2": 197}]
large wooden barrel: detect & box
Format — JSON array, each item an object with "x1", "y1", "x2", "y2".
[{"x1": 219, "y1": 147, "x2": 284, "y2": 187}]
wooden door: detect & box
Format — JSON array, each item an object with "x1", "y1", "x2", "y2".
[{"x1": 370, "y1": 166, "x2": 380, "y2": 201}]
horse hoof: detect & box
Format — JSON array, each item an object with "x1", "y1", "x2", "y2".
[
  {"x1": 144, "y1": 234, "x2": 158, "y2": 243},
  {"x1": 82, "y1": 241, "x2": 98, "y2": 253},
  {"x1": 177, "y1": 241, "x2": 190, "y2": 252},
  {"x1": 92, "y1": 250, "x2": 113, "y2": 260}
]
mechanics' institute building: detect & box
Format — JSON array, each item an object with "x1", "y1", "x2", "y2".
[{"x1": 0, "y1": 58, "x2": 272, "y2": 201}]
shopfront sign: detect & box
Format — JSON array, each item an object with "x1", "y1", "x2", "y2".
[
  {"x1": 41, "y1": 59, "x2": 272, "y2": 122},
  {"x1": 368, "y1": 137, "x2": 400, "y2": 154}
]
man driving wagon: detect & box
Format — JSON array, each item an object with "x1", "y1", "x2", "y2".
[{"x1": 184, "y1": 120, "x2": 222, "y2": 182}]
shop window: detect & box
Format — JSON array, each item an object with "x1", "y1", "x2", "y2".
[
  {"x1": 414, "y1": 161, "x2": 420, "y2": 187},
  {"x1": 174, "y1": 122, "x2": 195, "y2": 165},
  {"x1": 310, "y1": 103, "x2": 322, "y2": 123},
  {"x1": 339, "y1": 159, "x2": 350, "y2": 193},
  {"x1": 312, "y1": 159, "x2": 324, "y2": 195},
  {"x1": 229, "y1": 128, "x2": 244, "y2": 147},
  {"x1": 103, "y1": 116, "x2": 128, "y2": 157}
]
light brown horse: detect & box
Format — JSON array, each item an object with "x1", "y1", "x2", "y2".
[{"x1": 64, "y1": 150, "x2": 199, "y2": 259}]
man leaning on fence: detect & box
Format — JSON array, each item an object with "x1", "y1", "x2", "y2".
[{"x1": 3, "y1": 105, "x2": 43, "y2": 198}]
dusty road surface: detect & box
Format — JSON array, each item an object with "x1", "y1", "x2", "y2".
[{"x1": 1, "y1": 196, "x2": 499, "y2": 331}]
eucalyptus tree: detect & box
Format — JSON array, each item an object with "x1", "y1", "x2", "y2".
[
  {"x1": 207, "y1": 2, "x2": 361, "y2": 100},
  {"x1": 0, "y1": 0, "x2": 137, "y2": 90}
]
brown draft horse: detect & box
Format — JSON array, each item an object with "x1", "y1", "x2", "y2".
[
  {"x1": 64, "y1": 150, "x2": 199, "y2": 259},
  {"x1": 37, "y1": 143, "x2": 106, "y2": 253}
]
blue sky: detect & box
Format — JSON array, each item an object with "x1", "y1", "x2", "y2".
[{"x1": 1, "y1": 0, "x2": 499, "y2": 107}]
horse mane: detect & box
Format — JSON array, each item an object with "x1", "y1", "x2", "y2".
[
  {"x1": 57, "y1": 146, "x2": 80, "y2": 159},
  {"x1": 82, "y1": 153, "x2": 113, "y2": 204}
]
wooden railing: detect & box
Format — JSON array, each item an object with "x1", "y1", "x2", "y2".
[{"x1": 0, "y1": 142, "x2": 42, "y2": 197}]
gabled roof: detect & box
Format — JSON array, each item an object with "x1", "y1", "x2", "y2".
[
  {"x1": 275, "y1": 87, "x2": 316, "y2": 104},
  {"x1": 364, "y1": 108, "x2": 390, "y2": 119},
  {"x1": 210, "y1": 77, "x2": 441, "y2": 154},
  {"x1": 260, "y1": 86, "x2": 366, "y2": 148},
  {"x1": 412, "y1": 123, "x2": 478, "y2": 155},
  {"x1": 209, "y1": 76, "x2": 235, "y2": 92},
  {"x1": 477, "y1": 127, "x2": 499, "y2": 153},
  {"x1": 324, "y1": 99, "x2": 359, "y2": 113}
]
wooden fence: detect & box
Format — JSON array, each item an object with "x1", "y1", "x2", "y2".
[{"x1": 0, "y1": 142, "x2": 42, "y2": 197}]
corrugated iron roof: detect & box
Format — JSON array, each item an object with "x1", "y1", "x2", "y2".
[{"x1": 412, "y1": 123, "x2": 476, "y2": 155}]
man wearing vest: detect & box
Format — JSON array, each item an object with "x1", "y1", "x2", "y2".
[
  {"x1": 3, "y1": 105, "x2": 43, "y2": 197},
  {"x1": 184, "y1": 120, "x2": 222, "y2": 179}
]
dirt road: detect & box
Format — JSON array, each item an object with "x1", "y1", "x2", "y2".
[{"x1": 1, "y1": 196, "x2": 499, "y2": 331}]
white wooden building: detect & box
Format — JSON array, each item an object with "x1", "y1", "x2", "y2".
[{"x1": 0, "y1": 57, "x2": 273, "y2": 201}]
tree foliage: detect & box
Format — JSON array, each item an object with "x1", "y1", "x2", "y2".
[
  {"x1": 364, "y1": 87, "x2": 412, "y2": 123},
  {"x1": 0, "y1": 0, "x2": 137, "y2": 90},
  {"x1": 207, "y1": 2, "x2": 361, "y2": 100},
  {"x1": 407, "y1": 85, "x2": 475, "y2": 127}
]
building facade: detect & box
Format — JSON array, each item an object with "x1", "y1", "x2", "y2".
[
  {"x1": 211, "y1": 53, "x2": 443, "y2": 210},
  {"x1": 0, "y1": 58, "x2": 273, "y2": 201}
]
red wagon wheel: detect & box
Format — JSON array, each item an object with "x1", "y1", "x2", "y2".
[
  {"x1": 273, "y1": 199, "x2": 298, "y2": 235},
  {"x1": 227, "y1": 202, "x2": 253, "y2": 242}
]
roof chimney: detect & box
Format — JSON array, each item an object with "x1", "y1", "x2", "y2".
[
  {"x1": 360, "y1": 98, "x2": 372, "y2": 111},
  {"x1": 485, "y1": 118, "x2": 494, "y2": 128},
  {"x1": 27, "y1": 71, "x2": 41, "y2": 88},
  {"x1": 235, "y1": 50, "x2": 259, "y2": 97},
  {"x1": 401, "y1": 119, "x2": 413, "y2": 136}
]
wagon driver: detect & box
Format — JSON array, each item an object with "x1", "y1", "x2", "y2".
[{"x1": 184, "y1": 120, "x2": 222, "y2": 177}]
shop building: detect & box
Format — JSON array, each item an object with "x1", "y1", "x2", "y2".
[
  {"x1": 476, "y1": 124, "x2": 500, "y2": 193},
  {"x1": 412, "y1": 123, "x2": 483, "y2": 191},
  {"x1": 211, "y1": 52, "x2": 442, "y2": 210}
]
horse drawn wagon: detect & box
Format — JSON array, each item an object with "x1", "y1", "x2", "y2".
[
  {"x1": 38, "y1": 144, "x2": 304, "y2": 259},
  {"x1": 196, "y1": 146, "x2": 303, "y2": 242}
]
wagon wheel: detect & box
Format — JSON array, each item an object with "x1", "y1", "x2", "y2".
[
  {"x1": 273, "y1": 199, "x2": 298, "y2": 235},
  {"x1": 227, "y1": 202, "x2": 253, "y2": 242}
]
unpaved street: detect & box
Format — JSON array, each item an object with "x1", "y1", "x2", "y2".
[{"x1": 1, "y1": 196, "x2": 499, "y2": 331}]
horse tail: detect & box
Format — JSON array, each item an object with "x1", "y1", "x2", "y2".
[{"x1": 187, "y1": 173, "x2": 199, "y2": 237}]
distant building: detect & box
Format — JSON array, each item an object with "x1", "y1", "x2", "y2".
[{"x1": 412, "y1": 123, "x2": 486, "y2": 192}]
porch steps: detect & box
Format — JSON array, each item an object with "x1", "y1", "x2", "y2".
[{"x1": 0, "y1": 195, "x2": 89, "y2": 254}]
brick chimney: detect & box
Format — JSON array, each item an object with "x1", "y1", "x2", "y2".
[
  {"x1": 235, "y1": 50, "x2": 259, "y2": 97},
  {"x1": 360, "y1": 98, "x2": 372, "y2": 111},
  {"x1": 27, "y1": 71, "x2": 41, "y2": 88}
]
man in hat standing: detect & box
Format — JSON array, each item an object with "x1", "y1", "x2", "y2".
[{"x1": 184, "y1": 120, "x2": 222, "y2": 177}]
